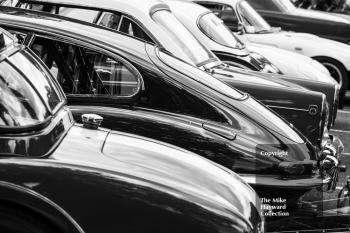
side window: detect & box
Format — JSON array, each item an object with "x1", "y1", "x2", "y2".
[
  {"x1": 57, "y1": 7, "x2": 100, "y2": 23},
  {"x1": 20, "y1": 3, "x2": 57, "y2": 13},
  {"x1": 18, "y1": 4, "x2": 100, "y2": 23},
  {"x1": 29, "y1": 36, "x2": 141, "y2": 98},
  {"x1": 118, "y1": 16, "x2": 153, "y2": 43},
  {"x1": 98, "y1": 12, "x2": 121, "y2": 30}
]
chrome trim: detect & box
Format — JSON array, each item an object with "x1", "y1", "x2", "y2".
[{"x1": 267, "y1": 105, "x2": 309, "y2": 112}]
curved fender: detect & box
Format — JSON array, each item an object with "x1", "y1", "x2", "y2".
[{"x1": 0, "y1": 181, "x2": 84, "y2": 233}]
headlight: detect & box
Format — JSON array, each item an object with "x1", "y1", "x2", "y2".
[
  {"x1": 250, "y1": 52, "x2": 282, "y2": 74},
  {"x1": 261, "y1": 63, "x2": 281, "y2": 74}
]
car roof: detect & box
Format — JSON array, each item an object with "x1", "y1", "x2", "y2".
[
  {"x1": 16, "y1": 0, "x2": 170, "y2": 15},
  {"x1": 166, "y1": 0, "x2": 211, "y2": 17},
  {"x1": 15, "y1": 0, "x2": 200, "y2": 64},
  {"x1": 0, "y1": 7, "x2": 153, "y2": 64}
]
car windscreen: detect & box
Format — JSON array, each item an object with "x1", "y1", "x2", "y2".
[
  {"x1": 238, "y1": 1, "x2": 271, "y2": 32},
  {"x1": 152, "y1": 10, "x2": 217, "y2": 66},
  {"x1": 198, "y1": 12, "x2": 245, "y2": 49},
  {"x1": 0, "y1": 60, "x2": 49, "y2": 127}
]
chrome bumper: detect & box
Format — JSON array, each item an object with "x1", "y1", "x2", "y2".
[{"x1": 319, "y1": 134, "x2": 345, "y2": 191}]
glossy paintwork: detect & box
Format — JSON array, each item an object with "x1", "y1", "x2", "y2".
[
  {"x1": 186, "y1": 0, "x2": 338, "y2": 118},
  {"x1": 211, "y1": 66, "x2": 325, "y2": 144},
  {"x1": 3, "y1": 3, "x2": 330, "y2": 146},
  {"x1": 0, "y1": 8, "x2": 328, "y2": 204},
  {"x1": 166, "y1": 0, "x2": 338, "y2": 144},
  {"x1": 0, "y1": 38, "x2": 263, "y2": 232},
  {"x1": 246, "y1": 0, "x2": 350, "y2": 44},
  {"x1": 0, "y1": 123, "x2": 261, "y2": 232},
  {"x1": 239, "y1": 68, "x2": 339, "y2": 126},
  {"x1": 0, "y1": 107, "x2": 73, "y2": 157}
]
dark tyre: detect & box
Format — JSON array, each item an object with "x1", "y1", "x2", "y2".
[
  {"x1": 314, "y1": 57, "x2": 348, "y2": 108},
  {"x1": 0, "y1": 205, "x2": 60, "y2": 233}
]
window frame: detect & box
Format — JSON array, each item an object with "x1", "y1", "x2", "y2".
[
  {"x1": 17, "y1": 1, "x2": 158, "y2": 45},
  {"x1": 96, "y1": 11, "x2": 154, "y2": 44},
  {"x1": 26, "y1": 33, "x2": 145, "y2": 104}
]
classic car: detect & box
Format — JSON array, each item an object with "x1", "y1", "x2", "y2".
[
  {"x1": 192, "y1": 0, "x2": 350, "y2": 107},
  {"x1": 4, "y1": 0, "x2": 339, "y2": 148},
  {"x1": 2, "y1": 7, "x2": 348, "y2": 232},
  {"x1": 166, "y1": 0, "x2": 336, "y2": 87},
  {"x1": 293, "y1": 0, "x2": 350, "y2": 15},
  {"x1": 164, "y1": 0, "x2": 340, "y2": 128},
  {"x1": 0, "y1": 4, "x2": 345, "y2": 198},
  {"x1": 244, "y1": 0, "x2": 350, "y2": 43},
  {"x1": 0, "y1": 28, "x2": 265, "y2": 233}
]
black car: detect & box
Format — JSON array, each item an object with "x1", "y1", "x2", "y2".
[
  {"x1": 0, "y1": 28, "x2": 265, "y2": 233},
  {"x1": 293, "y1": 0, "x2": 350, "y2": 16},
  {"x1": 245, "y1": 0, "x2": 350, "y2": 43},
  {"x1": 1, "y1": 6, "x2": 345, "y2": 199},
  {"x1": 2, "y1": 8, "x2": 349, "y2": 232},
  {"x1": 3, "y1": 0, "x2": 339, "y2": 149}
]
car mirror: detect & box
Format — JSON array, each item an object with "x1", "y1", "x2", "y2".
[{"x1": 236, "y1": 22, "x2": 244, "y2": 35}]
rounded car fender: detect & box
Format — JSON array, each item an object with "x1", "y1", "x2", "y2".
[{"x1": 0, "y1": 181, "x2": 84, "y2": 233}]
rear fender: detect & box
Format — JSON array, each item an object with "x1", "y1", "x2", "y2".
[{"x1": 0, "y1": 181, "x2": 84, "y2": 233}]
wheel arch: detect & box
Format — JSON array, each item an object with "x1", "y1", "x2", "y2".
[
  {"x1": 0, "y1": 181, "x2": 84, "y2": 233},
  {"x1": 312, "y1": 56, "x2": 349, "y2": 89}
]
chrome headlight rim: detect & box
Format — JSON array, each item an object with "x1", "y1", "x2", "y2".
[
  {"x1": 320, "y1": 98, "x2": 330, "y2": 149},
  {"x1": 250, "y1": 52, "x2": 281, "y2": 74}
]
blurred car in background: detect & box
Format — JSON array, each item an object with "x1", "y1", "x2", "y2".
[
  {"x1": 165, "y1": 0, "x2": 340, "y2": 131},
  {"x1": 293, "y1": 0, "x2": 350, "y2": 15}
]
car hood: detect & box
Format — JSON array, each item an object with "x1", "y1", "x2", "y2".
[
  {"x1": 293, "y1": 8, "x2": 350, "y2": 24},
  {"x1": 250, "y1": 30, "x2": 350, "y2": 55},
  {"x1": 215, "y1": 65, "x2": 305, "y2": 89},
  {"x1": 52, "y1": 125, "x2": 261, "y2": 230},
  {"x1": 245, "y1": 42, "x2": 335, "y2": 84}
]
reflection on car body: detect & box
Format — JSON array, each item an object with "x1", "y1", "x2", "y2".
[
  {"x1": 0, "y1": 28, "x2": 264, "y2": 233},
  {"x1": 8, "y1": 0, "x2": 340, "y2": 149},
  {"x1": 0, "y1": 8, "x2": 347, "y2": 227}
]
